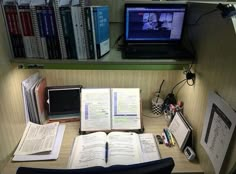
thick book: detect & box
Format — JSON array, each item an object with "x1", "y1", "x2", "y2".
[
  {"x1": 80, "y1": 88, "x2": 142, "y2": 133},
  {"x1": 2, "y1": 0, "x2": 25, "y2": 58},
  {"x1": 68, "y1": 132, "x2": 160, "y2": 169},
  {"x1": 59, "y1": 0, "x2": 77, "y2": 59},
  {"x1": 92, "y1": 6, "x2": 110, "y2": 58},
  {"x1": 71, "y1": 3, "x2": 87, "y2": 60},
  {"x1": 84, "y1": 6, "x2": 97, "y2": 60},
  {"x1": 17, "y1": 0, "x2": 39, "y2": 58}
]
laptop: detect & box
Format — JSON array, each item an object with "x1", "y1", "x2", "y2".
[{"x1": 122, "y1": 3, "x2": 193, "y2": 59}]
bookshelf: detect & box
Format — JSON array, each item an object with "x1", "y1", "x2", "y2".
[
  {"x1": 2, "y1": 0, "x2": 193, "y2": 70},
  {"x1": 12, "y1": 48, "x2": 192, "y2": 70}
]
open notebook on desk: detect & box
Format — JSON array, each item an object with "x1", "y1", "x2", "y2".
[
  {"x1": 68, "y1": 132, "x2": 160, "y2": 169},
  {"x1": 80, "y1": 88, "x2": 143, "y2": 133}
]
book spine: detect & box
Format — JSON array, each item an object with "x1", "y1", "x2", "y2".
[
  {"x1": 84, "y1": 7, "x2": 96, "y2": 59},
  {"x1": 53, "y1": 0, "x2": 67, "y2": 59},
  {"x1": 71, "y1": 6, "x2": 83, "y2": 59},
  {"x1": 4, "y1": 5, "x2": 25, "y2": 58},
  {"x1": 18, "y1": 5, "x2": 36, "y2": 58},
  {"x1": 81, "y1": 7, "x2": 90, "y2": 59},
  {"x1": 77, "y1": 6, "x2": 87, "y2": 60},
  {"x1": 30, "y1": 5, "x2": 44, "y2": 58},
  {"x1": 60, "y1": 7, "x2": 77, "y2": 59},
  {"x1": 36, "y1": 6, "x2": 49, "y2": 59},
  {"x1": 90, "y1": 7, "x2": 97, "y2": 60},
  {"x1": 47, "y1": 6, "x2": 62, "y2": 59},
  {"x1": 93, "y1": 6, "x2": 110, "y2": 58}
]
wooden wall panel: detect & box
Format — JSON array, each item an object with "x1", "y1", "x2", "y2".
[
  {"x1": 177, "y1": 3, "x2": 236, "y2": 174},
  {"x1": 40, "y1": 70, "x2": 182, "y2": 108}
]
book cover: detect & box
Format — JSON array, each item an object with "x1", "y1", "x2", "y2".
[
  {"x1": 84, "y1": 6, "x2": 96, "y2": 60},
  {"x1": 93, "y1": 6, "x2": 110, "y2": 58}
]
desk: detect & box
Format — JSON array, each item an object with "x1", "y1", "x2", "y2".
[{"x1": 2, "y1": 114, "x2": 203, "y2": 174}]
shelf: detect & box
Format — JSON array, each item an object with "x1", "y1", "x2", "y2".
[{"x1": 11, "y1": 49, "x2": 193, "y2": 70}]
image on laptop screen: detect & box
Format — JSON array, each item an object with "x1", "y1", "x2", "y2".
[{"x1": 124, "y1": 3, "x2": 187, "y2": 43}]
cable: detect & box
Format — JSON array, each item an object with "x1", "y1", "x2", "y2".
[
  {"x1": 112, "y1": 34, "x2": 124, "y2": 49},
  {"x1": 188, "y1": 8, "x2": 219, "y2": 26},
  {"x1": 171, "y1": 79, "x2": 187, "y2": 93}
]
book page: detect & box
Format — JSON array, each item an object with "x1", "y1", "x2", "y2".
[
  {"x1": 111, "y1": 88, "x2": 141, "y2": 130},
  {"x1": 68, "y1": 132, "x2": 107, "y2": 169},
  {"x1": 106, "y1": 132, "x2": 142, "y2": 166},
  {"x1": 139, "y1": 133, "x2": 161, "y2": 162},
  {"x1": 14, "y1": 122, "x2": 59, "y2": 155},
  {"x1": 81, "y1": 88, "x2": 111, "y2": 131}
]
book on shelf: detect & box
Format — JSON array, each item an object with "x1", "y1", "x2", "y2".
[
  {"x1": 68, "y1": 132, "x2": 160, "y2": 169},
  {"x1": 71, "y1": 1, "x2": 88, "y2": 60},
  {"x1": 13, "y1": 121, "x2": 65, "y2": 161},
  {"x1": 17, "y1": 0, "x2": 37, "y2": 58},
  {"x1": 80, "y1": 88, "x2": 142, "y2": 133},
  {"x1": 59, "y1": 0, "x2": 77, "y2": 59},
  {"x1": 31, "y1": 0, "x2": 61, "y2": 59},
  {"x1": 93, "y1": 6, "x2": 110, "y2": 58},
  {"x1": 2, "y1": 0, "x2": 25, "y2": 58}
]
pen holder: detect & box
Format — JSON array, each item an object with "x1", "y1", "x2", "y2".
[{"x1": 151, "y1": 96, "x2": 164, "y2": 116}]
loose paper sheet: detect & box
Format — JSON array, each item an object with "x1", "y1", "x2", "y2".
[{"x1": 200, "y1": 91, "x2": 236, "y2": 174}]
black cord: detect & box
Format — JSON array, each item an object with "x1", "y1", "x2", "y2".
[
  {"x1": 188, "y1": 8, "x2": 219, "y2": 26},
  {"x1": 171, "y1": 79, "x2": 187, "y2": 93},
  {"x1": 112, "y1": 34, "x2": 124, "y2": 49}
]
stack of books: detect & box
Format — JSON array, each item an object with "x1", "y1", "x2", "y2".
[{"x1": 2, "y1": 0, "x2": 110, "y2": 60}]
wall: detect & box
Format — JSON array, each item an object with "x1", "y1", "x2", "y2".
[
  {"x1": 177, "y1": 3, "x2": 236, "y2": 174},
  {"x1": 0, "y1": 7, "x2": 36, "y2": 171}
]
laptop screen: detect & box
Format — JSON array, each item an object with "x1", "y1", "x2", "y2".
[{"x1": 124, "y1": 3, "x2": 187, "y2": 43}]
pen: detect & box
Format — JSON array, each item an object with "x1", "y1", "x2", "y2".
[{"x1": 105, "y1": 142, "x2": 108, "y2": 163}]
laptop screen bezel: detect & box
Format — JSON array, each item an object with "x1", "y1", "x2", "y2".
[{"x1": 124, "y1": 3, "x2": 187, "y2": 44}]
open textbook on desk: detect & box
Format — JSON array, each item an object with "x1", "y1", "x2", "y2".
[
  {"x1": 80, "y1": 88, "x2": 142, "y2": 133},
  {"x1": 68, "y1": 132, "x2": 160, "y2": 169}
]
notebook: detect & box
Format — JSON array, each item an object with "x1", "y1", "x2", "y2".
[{"x1": 122, "y1": 3, "x2": 193, "y2": 59}]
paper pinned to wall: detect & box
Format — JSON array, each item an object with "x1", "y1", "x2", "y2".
[{"x1": 200, "y1": 91, "x2": 236, "y2": 174}]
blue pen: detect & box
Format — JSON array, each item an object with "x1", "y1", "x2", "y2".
[{"x1": 105, "y1": 142, "x2": 108, "y2": 163}]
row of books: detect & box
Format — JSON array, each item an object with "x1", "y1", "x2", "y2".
[{"x1": 2, "y1": 0, "x2": 110, "y2": 60}]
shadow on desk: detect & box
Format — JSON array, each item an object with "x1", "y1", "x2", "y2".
[{"x1": 16, "y1": 157, "x2": 174, "y2": 174}]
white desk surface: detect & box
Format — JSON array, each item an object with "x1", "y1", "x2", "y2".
[{"x1": 2, "y1": 112, "x2": 203, "y2": 174}]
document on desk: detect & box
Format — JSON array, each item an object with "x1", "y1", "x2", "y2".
[
  {"x1": 14, "y1": 122, "x2": 59, "y2": 155},
  {"x1": 68, "y1": 132, "x2": 160, "y2": 169},
  {"x1": 81, "y1": 88, "x2": 111, "y2": 131},
  {"x1": 111, "y1": 88, "x2": 141, "y2": 130},
  {"x1": 200, "y1": 91, "x2": 236, "y2": 174},
  {"x1": 80, "y1": 88, "x2": 141, "y2": 132},
  {"x1": 12, "y1": 124, "x2": 65, "y2": 161}
]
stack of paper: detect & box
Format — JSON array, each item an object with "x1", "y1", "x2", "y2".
[{"x1": 13, "y1": 122, "x2": 65, "y2": 161}]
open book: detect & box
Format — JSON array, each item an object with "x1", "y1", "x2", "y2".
[
  {"x1": 68, "y1": 132, "x2": 160, "y2": 169},
  {"x1": 80, "y1": 88, "x2": 142, "y2": 132}
]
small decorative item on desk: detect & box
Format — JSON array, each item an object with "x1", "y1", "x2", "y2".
[
  {"x1": 152, "y1": 93, "x2": 164, "y2": 115},
  {"x1": 151, "y1": 80, "x2": 165, "y2": 116},
  {"x1": 164, "y1": 101, "x2": 184, "y2": 125}
]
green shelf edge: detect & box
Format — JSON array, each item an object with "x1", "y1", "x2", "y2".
[{"x1": 17, "y1": 63, "x2": 188, "y2": 70}]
